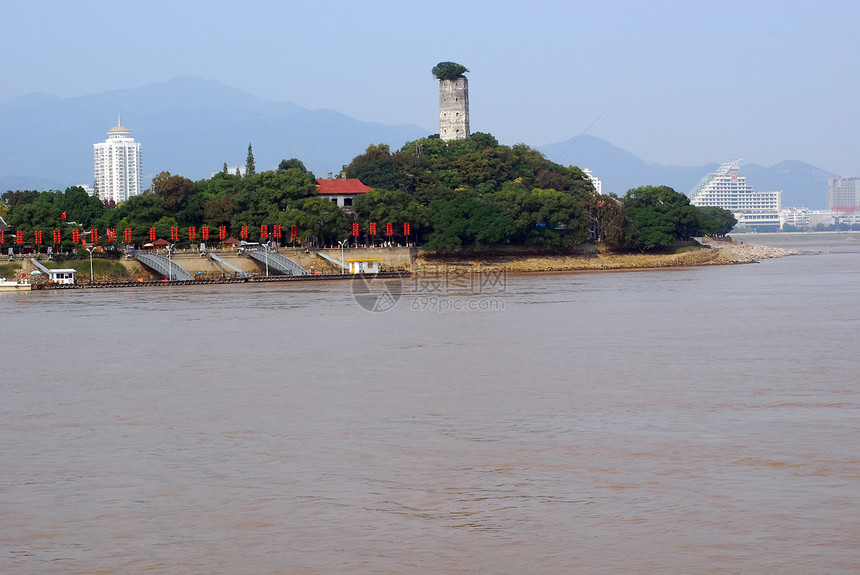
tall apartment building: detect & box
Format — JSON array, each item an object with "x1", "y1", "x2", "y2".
[
  {"x1": 827, "y1": 177, "x2": 860, "y2": 211},
  {"x1": 439, "y1": 76, "x2": 470, "y2": 142},
  {"x1": 93, "y1": 121, "x2": 142, "y2": 204},
  {"x1": 688, "y1": 159, "x2": 782, "y2": 231},
  {"x1": 583, "y1": 168, "x2": 602, "y2": 195}
]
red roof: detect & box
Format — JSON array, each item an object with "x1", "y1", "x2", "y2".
[{"x1": 316, "y1": 178, "x2": 372, "y2": 195}]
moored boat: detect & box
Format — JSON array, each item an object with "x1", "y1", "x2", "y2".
[{"x1": 0, "y1": 276, "x2": 32, "y2": 292}]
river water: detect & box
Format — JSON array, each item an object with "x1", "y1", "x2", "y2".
[{"x1": 2, "y1": 233, "x2": 859, "y2": 574}]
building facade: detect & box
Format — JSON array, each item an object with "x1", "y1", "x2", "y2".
[
  {"x1": 316, "y1": 174, "x2": 372, "y2": 208},
  {"x1": 93, "y1": 121, "x2": 142, "y2": 204},
  {"x1": 827, "y1": 177, "x2": 860, "y2": 211},
  {"x1": 439, "y1": 76, "x2": 470, "y2": 142},
  {"x1": 688, "y1": 159, "x2": 782, "y2": 232},
  {"x1": 583, "y1": 168, "x2": 602, "y2": 195}
]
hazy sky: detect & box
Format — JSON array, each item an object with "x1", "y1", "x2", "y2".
[{"x1": 4, "y1": 0, "x2": 859, "y2": 175}]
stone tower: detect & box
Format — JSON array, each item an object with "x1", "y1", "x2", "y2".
[{"x1": 439, "y1": 76, "x2": 470, "y2": 141}]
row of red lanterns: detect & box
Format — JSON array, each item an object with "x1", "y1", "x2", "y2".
[{"x1": 1, "y1": 222, "x2": 413, "y2": 246}]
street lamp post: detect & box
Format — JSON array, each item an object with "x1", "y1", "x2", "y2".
[
  {"x1": 166, "y1": 243, "x2": 173, "y2": 281},
  {"x1": 263, "y1": 242, "x2": 269, "y2": 277},
  {"x1": 86, "y1": 246, "x2": 95, "y2": 284},
  {"x1": 338, "y1": 239, "x2": 347, "y2": 274}
]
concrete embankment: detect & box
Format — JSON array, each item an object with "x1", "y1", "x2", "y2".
[{"x1": 18, "y1": 241, "x2": 807, "y2": 284}]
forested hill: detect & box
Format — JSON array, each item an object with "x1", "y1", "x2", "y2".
[{"x1": 3, "y1": 133, "x2": 737, "y2": 254}]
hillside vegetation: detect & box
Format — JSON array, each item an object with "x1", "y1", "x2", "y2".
[{"x1": 2, "y1": 133, "x2": 735, "y2": 254}]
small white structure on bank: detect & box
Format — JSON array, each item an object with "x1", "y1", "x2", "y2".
[
  {"x1": 47, "y1": 268, "x2": 77, "y2": 284},
  {"x1": 29, "y1": 258, "x2": 76, "y2": 284},
  {"x1": 346, "y1": 258, "x2": 381, "y2": 274}
]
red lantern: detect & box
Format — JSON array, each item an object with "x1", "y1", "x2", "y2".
[
  {"x1": 352, "y1": 223, "x2": 360, "y2": 236},
  {"x1": 16, "y1": 230, "x2": 24, "y2": 244},
  {"x1": 290, "y1": 225, "x2": 298, "y2": 239},
  {"x1": 219, "y1": 226, "x2": 226, "y2": 240},
  {"x1": 260, "y1": 224, "x2": 268, "y2": 239},
  {"x1": 273, "y1": 225, "x2": 282, "y2": 238},
  {"x1": 188, "y1": 226, "x2": 196, "y2": 241},
  {"x1": 201, "y1": 226, "x2": 209, "y2": 240},
  {"x1": 90, "y1": 229, "x2": 98, "y2": 242},
  {"x1": 72, "y1": 229, "x2": 80, "y2": 243},
  {"x1": 35, "y1": 230, "x2": 43, "y2": 245},
  {"x1": 149, "y1": 228, "x2": 156, "y2": 242},
  {"x1": 240, "y1": 225, "x2": 248, "y2": 239},
  {"x1": 53, "y1": 230, "x2": 62, "y2": 244},
  {"x1": 170, "y1": 227, "x2": 179, "y2": 242},
  {"x1": 124, "y1": 228, "x2": 132, "y2": 242},
  {"x1": 385, "y1": 222, "x2": 393, "y2": 236},
  {"x1": 403, "y1": 222, "x2": 410, "y2": 236},
  {"x1": 1, "y1": 231, "x2": 4, "y2": 245},
  {"x1": 369, "y1": 222, "x2": 377, "y2": 236}
]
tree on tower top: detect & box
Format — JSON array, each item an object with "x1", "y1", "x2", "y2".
[{"x1": 432, "y1": 61, "x2": 469, "y2": 80}]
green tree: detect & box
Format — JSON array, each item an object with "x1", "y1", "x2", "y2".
[
  {"x1": 246, "y1": 143, "x2": 256, "y2": 176},
  {"x1": 344, "y1": 143, "x2": 399, "y2": 190},
  {"x1": 152, "y1": 172, "x2": 196, "y2": 216},
  {"x1": 695, "y1": 205, "x2": 737, "y2": 237},
  {"x1": 352, "y1": 189, "x2": 429, "y2": 238},
  {"x1": 622, "y1": 185, "x2": 700, "y2": 249},
  {"x1": 432, "y1": 61, "x2": 469, "y2": 80},
  {"x1": 281, "y1": 196, "x2": 350, "y2": 247},
  {"x1": 424, "y1": 195, "x2": 516, "y2": 252}
]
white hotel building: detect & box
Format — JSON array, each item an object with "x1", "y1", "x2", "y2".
[
  {"x1": 93, "y1": 121, "x2": 142, "y2": 204},
  {"x1": 688, "y1": 160, "x2": 782, "y2": 232}
]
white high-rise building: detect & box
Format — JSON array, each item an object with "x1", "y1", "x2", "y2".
[
  {"x1": 583, "y1": 168, "x2": 602, "y2": 195},
  {"x1": 688, "y1": 159, "x2": 782, "y2": 231},
  {"x1": 93, "y1": 120, "x2": 142, "y2": 204}
]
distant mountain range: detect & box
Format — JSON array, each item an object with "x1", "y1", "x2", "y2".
[{"x1": 1, "y1": 76, "x2": 834, "y2": 209}]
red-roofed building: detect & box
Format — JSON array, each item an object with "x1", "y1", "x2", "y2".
[{"x1": 316, "y1": 175, "x2": 372, "y2": 208}]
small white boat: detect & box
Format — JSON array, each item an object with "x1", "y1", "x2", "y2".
[{"x1": 0, "y1": 276, "x2": 32, "y2": 292}]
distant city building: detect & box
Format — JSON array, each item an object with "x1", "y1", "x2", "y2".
[
  {"x1": 688, "y1": 159, "x2": 782, "y2": 232},
  {"x1": 93, "y1": 120, "x2": 142, "y2": 204},
  {"x1": 583, "y1": 168, "x2": 602, "y2": 195},
  {"x1": 827, "y1": 177, "x2": 860, "y2": 211},
  {"x1": 439, "y1": 76, "x2": 470, "y2": 142},
  {"x1": 780, "y1": 207, "x2": 812, "y2": 229}
]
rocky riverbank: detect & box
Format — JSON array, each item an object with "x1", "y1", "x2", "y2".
[{"x1": 413, "y1": 240, "x2": 814, "y2": 275}]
